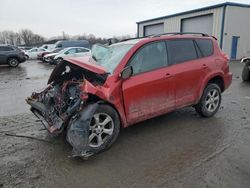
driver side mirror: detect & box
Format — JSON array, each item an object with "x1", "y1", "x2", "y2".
[
  {"x1": 65, "y1": 51, "x2": 69, "y2": 55},
  {"x1": 121, "y1": 66, "x2": 133, "y2": 80}
]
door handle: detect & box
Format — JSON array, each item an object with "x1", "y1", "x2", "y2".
[
  {"x1": 202, "y1": 64, "x2": 208, "y2": 69},
  {"x1": 165, "y1": 73, "x2": 173, "y2": 78}
]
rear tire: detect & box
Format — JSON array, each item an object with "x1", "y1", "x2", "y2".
[
  {"x1": 195, "y1": 83, "x2": 221, "y2": 117},
  {"x1": 8, "y1": 58, "x2": 19, "y2": 67},
  {"x1": 242, "y1": 65, "x2": 250, "y2": 82}
]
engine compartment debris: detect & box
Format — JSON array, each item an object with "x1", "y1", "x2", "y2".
[{"x1": 26, "y1": 60, "x2": 107, "y2": 157}]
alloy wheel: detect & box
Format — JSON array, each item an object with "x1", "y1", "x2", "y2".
[
  {"x1": 205, "y1": 89, "x2": 220, "y2": 112},
  {"x1": 89, "y1": 113, "x2": 114, "y2": 148},
  {"x1": 9, "y1": 59, "x2": 18, "y2": 67}
]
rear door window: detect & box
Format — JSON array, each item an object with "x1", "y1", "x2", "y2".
[
  {"x1": 30, "y1": 49, "x2": 37, "y2": 52},
  {"x1": 129, "y1": 41, "x2": 168, "y2": 74},
  {"x1": 66, "y1": 48, "x2": 77, "y2": 54},
  {"x1": 195, "y1": 39, "x2": 213, "y2": 57},
  {"x1": 77, "y1": 48, "x2": 89, "y2": 53},
  {"x1": 166, "y1": 40, "x2": 197, "y2": 65}
]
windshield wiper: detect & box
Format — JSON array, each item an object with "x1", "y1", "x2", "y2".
[{"x1": 92, "y1": 55, "x2": 97, "y2": 61}]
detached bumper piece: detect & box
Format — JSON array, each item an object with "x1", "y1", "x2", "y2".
[
  {"x1": 26, "y1": 98, "x2": 64, "y2": 136},
  {"x1": 67, "y1": 103, "x2": 98, "y2": 159},
  {"x1": 27, "y1": 96, "x2": 100, "y2": 159}
]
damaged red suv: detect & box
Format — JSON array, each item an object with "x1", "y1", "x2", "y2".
[{"x1": 26, "y1": 33, "x2": 232, "y2": 158}]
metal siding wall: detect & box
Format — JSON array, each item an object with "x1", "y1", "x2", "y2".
[
  {"x1": 138, "y1": 19, "x2": 165, "y2": 37},
  {"x1": 144, "y1": 23, "x2": 164, "y2": 36},
  {"x1": 138, "y1": 7, "x2": 223, "y2": 44},
  {"x1": 223, "y1": 6, "x2": 250, "y2": 59},
  {"x1": 181, "y1": 14, "x2": 213, "y2": 35}
]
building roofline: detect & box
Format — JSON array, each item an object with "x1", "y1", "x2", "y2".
[{"x1": 136, "y1": 2, "x2": 250, "y2": 24}]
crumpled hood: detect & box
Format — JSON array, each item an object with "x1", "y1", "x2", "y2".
[
  {"x1": 64, "y1": 56, "x2": 108, "y2": 74},
  {"x1": 47, "y1": 57, "x2": 108, "y2": 84}
]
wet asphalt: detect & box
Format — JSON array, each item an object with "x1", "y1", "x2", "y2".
[{"x1": 0, "y1": 60, "x2": 249, "y2": 188}]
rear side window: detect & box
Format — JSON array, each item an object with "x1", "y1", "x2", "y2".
[
  {"x1": 30, "y1": 49, "x2": 37, "y2": 52},
  {"x1": 195, "y1": 39, "x2": 213, "y2": 57},
  {"x1": 0, "y1": 46, "x2": 14, "y2": 51},
  {"x1": 129, "y1": 41, "x2": 168, "y2": 74},
  {"x1": 66, "y1": 48, "x2": 77, "y2": 54},
  {"x1": 77, "y1": 48, "x2": 89, "y2": 53},
  {"x1": 166, "y1": 40, "x2": 197, "y2": 65}
]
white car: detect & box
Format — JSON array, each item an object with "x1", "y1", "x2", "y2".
[
  {"x1": 25, "y1": 48, "x2": 48, "y2": 59},
  {"x1": 54, "y1": 47, "x2": 91, "y2": 61},
  {"x1": 43, "y1": 47, "x2": 91, "y2": 64},
  {"x1": 41, "y1": 44, "x2": 56, "y2": 51},
  {"x1": 43, "y1": 51, "x2": 62, "y2": 63}
]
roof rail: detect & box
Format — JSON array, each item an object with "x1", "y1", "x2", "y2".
[
  {"x1": 120, "y1": 35, "x2": 154, "y2": 42},
  {"x1": 152, "y1": 32, "x2": 209, "y2": 38}
]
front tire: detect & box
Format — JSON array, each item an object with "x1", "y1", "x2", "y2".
[
  {"x1": 8, "y1": 58, "x2": 19, "y2": 67},
  {"x1": 195, "y1": 83, "x2": 222, "y2": 117},
  {"x1": 87, "y1": 104, "x2": 120, "y2": 154}
]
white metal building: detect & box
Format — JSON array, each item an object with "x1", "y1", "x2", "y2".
[{"x1": 137, "y1": 2, "x2": 250, "y2": 59}]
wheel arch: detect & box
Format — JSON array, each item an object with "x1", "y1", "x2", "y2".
[
  {"x1": 86, "y1": 94, "x2": 125, "y2": 128},
  {"x1": 7, "y1": 56, "x2": 20, "y2": 62},
  {"x1": 197, "y1": 73, "x2": 225, "y2": 103},
  {"x1": 207, "y1": 76, "x2": 224, "y2": 92}
]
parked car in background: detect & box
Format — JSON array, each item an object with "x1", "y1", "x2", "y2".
[
  {"x1": 41, "y1": 44, "x2": 56, "y2": 51},
  {"x1": 26, "y1": 33, "x2": 232, "y2": 158},
  {"x1": 37, "y1": 48, "x2": 62, "y2": 61},
  {"x1": 44, "y1": 47, "x2": 91, "y2": 64},
  {"x1": 54, "y1": 47, "x2": 91, "y2": 61},
  {"x1": 43, "y1": 50, "x2": 62, "y2": 64},
  {"x1": 241, "y1": 57, "x2": 250, "y2": 81},
  {"x1": 25, "y1": 48, "x2": 48, "y2": 60},
  {"x1": 18, "y1": 46, "x2": 32, "y2": 52},
  {"x1": 0, "y1": 44, "x2": 26, "y2": 67},
  {"x1": 54, "y1": 40, "x2": 90, "y2": 49}
]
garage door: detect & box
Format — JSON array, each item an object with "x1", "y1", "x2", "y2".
[
  {"x1": 144, "y1": 23, "x2": 164, "y2": 36},
  {"x1": 181, "y1": 14, "x2": 213, "y2": 35}
]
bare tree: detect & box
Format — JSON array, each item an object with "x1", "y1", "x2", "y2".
[
  {"x1": 19, "y1": 29, "x2": 34, "y2": 45},
  {"x1": 0, "y1": 32, "x2": 6, "y2": 44},
  {"x1": 8, "y1": 31, "x2": 17, "y2": 45},
  {"x1": 0, "y1": 30, "x2": 17, "y2": 45},
  {"x1": 18, "y1": 29, "x2": 45, "y2": 46},
  {"x1": 62, "y1": 31, "x2": 70, "y2": 40},
  {"x1": 31, "y1": 34, "x2": 45, "y2": 44},
  {"x1": 15, "y1": 33, "x2": 22, "y2": 45}
]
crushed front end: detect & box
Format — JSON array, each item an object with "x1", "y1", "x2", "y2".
[
  {"x1": 26, "y1": 59, "x2": 108, "y2": 158},
  {"x1": 26, "y1": 79, "x2": 85, "y2": 136}
]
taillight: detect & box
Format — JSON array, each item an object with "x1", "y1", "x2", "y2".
[
  {"x1": 224, "y1": 64, "x2": 229, "y2": 73},
  {"x1": 221, "y1": 51, "x2": 229, "y2": 61}
]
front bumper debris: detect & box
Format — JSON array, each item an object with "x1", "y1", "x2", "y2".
[{"x1": 66, "y1": 103, "x2": 99, "y2": 159}]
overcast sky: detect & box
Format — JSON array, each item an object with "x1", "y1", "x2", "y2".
[{"x1": 0, "y1": 0, "x2": 250, "y2": 38}]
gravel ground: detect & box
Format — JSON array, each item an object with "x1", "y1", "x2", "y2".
[{"x1": 0, "y1": 60, "x2": 249, "y2": 188}]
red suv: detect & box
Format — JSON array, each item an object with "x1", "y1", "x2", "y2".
[{"x1": 26, "y1": 33, "x2": 232, "y2": 158}]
